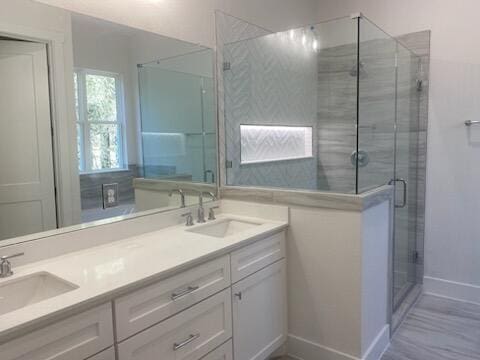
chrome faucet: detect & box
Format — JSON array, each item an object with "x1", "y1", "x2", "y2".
[
  {"x1": 0, "y1": 252, "x2": 24, "y2": 278},
  {"x1": 197, "y1": 191, "x2": 217, "y2": 223},
  {"x1": 169, "y1": 188, "x2": 186, "y2": 208}
]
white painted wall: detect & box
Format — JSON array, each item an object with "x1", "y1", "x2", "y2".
[
  {"x1": 286, "y1": 200, "x2": 390, "y2": 360},
  {"x1": 315, "y1": 0, "x2": 480, "y2": 302},
  {"x1": 35, "y1": 0, "x2": 320, "y2": 47}
]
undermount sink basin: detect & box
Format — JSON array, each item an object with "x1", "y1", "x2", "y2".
[
  {"x1": 187, "y1": 219, "x2": 261, "y2": 238},
  {"x1": 0, "y1": 272, "x2": 78, "y2": 316}
]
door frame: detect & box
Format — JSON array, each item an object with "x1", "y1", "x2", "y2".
[{"x1": 0, "y1": 19, "x2": 82, "y2": 227}]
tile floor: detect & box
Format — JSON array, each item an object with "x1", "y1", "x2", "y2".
[
  {"x1": 276, "y1": 294, "x2": 480, "y2": 360},
  {"x1": 382, "y1": 294, "x2": 480, "y2": 360}
]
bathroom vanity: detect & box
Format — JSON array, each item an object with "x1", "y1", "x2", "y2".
[{"x1": 0, "y1": 207, "x2": 288, "y2": 360}]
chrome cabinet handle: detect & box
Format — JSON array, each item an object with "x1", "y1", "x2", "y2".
[
  {"x1": 171, "y1": 286, "x2": 199, "y2": 301},
  {"x1": 173, "y1": 333, "x2": 200, "y2": 351},
  {"x1": 388, "y1": 178, "x2": 407, "y2": 208}
]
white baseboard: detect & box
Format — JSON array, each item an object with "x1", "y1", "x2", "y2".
[
  {"x1": 424, "y1": 276, "x2": 480, "y2": 305},
  {"x1": 362, "y1": 325, "x2": 390, "y2": 360},
  {"x1": 287, "y1": 335, "x2": 358, "y2": 360},
  {"x1": 287, "y1": 326, "x2": 390, "y2": 360}
]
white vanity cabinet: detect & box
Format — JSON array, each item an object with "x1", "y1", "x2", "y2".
[
  {"x1": 114, "y1": 255, "x2": 231, "y2": 341},
  {"x1": 87, "y1": 347, "x2": 116, "y2": 360},
  {"x1": 201, "y1": 340, "x2": 233, "y2": 360},
  {"x1": 2, "y1": 229, "x2": 287, "y2": 360},
  {"x1": 230, "y1": 231, "x2": 285, "y2": 283},
  {"x1": 117, "y1": 289, "x2": 232, "y2": 360},
  {"x1": 232, "y1": 259, "x2": 287, "y2": 360},
  {"x1": 0, "y1": 303, "x2": 114, "y2": 360}
]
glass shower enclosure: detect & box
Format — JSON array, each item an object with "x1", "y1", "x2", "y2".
[
  {"x1": 219, "y1": 14, "x2": 423, "y2": 320},
  {"x1": 138, "y1": 49, "x2": 217, "y2": 184}
]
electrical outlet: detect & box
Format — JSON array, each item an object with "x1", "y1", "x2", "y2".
[{"x1": 102, "y1": 183, "x2": 119, "y2": 209}]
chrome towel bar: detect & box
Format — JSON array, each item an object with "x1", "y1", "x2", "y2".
[{"x1": 465, "y1": 120, "x2": 480, "y2": 126}]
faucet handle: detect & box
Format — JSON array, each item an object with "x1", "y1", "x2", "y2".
[
  {"x1": 204, "y1": 191, "x2": 217, "y2": 201},
  {"x1": 1, "y1": 252, "x2": 24, "y2": 261},
  {"x1": 0, "y1": 252, "x2": 24, "y2": 278},
  {"x1": 208, "y1": 206, "x2": 220, "y2": 221},
  {"x1": 181, "y1": 212, "x2": 194, "y2": 226},
  {"x1": 169, "y1": 188, "x2": 184, "y2": 196}
]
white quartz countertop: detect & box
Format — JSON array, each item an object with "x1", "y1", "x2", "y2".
[{"x1": 0, "y1": 213, "x2": 288, "y2": 341}]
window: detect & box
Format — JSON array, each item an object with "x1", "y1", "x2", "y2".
[{"x1": 74, "y1": 69, "x2": 126, "y2": 172}]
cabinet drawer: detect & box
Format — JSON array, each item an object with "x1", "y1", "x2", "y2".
[
  {"x1": 87, "y1": 347, "x2": 115, "y2": 360},
  {"x1": 117, "y1": 288, "x2": 232, "y2": 360},
  {"x1": 0, "y1": 303, "x2": 113, "y2": 360},
  {"x1": 231, "y1": 231, "x2": 285, "y2": 283},
  {"x1": 201, "y1": 340, "x2": 233, "y2": 360},
  {"x1": 115, "y1": 255, "x2": 230, "y2": 340}
]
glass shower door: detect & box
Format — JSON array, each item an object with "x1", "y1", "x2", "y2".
[
  {"x1": 356, "y1": 16, "x2": 421, "y2": 314},
  {"x1": 392, "y1": 44, "x2": 420, "y2": 311}
]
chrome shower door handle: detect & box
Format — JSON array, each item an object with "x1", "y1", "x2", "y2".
[{"x1": 389, "y1": 178, "x2": 407, "y2": 208}]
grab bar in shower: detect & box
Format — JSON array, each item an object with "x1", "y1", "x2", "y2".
[{"x1": 465, "y1": 120, "x2": 480, "y2": 126}]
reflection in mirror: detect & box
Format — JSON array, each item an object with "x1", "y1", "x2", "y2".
[
  {"x1": 139, "y1": 49, "x2": 217, "y2": 184},
  {"x1": 0, "y1": 5, "x2": 217, "y2": 243}
]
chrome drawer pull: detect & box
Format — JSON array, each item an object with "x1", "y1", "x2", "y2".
[
  {"x1": 171, "y1": 286, "x2": 199, "y2": 300},
  {"x1": 173, "y1": 333, "x2": 200, "y2": 351}
]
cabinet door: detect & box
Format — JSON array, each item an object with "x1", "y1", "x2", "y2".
[
  {"x1": 117, "y1": 289, "x2": 232, "y2": 360},
  {"x1": 232, "y1": 260, "x2": 287, "y2": 360}
]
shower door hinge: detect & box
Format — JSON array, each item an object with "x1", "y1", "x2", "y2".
[
  {"x1": 225, "y1": 160, "x2": 233, "y2": 168},
  {"x1": 223, "y1": 61, "x2": 231, "y2": 71}
]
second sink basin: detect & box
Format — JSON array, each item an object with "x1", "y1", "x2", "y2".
[
  {"x1": 0, "y1": 272, "x2": 78, "y2": 316},
  {"x1": 187, "y1": 219, "x2": 261, "y2": 238}
]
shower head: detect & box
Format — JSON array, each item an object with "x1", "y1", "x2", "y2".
[{"x1": 350, "y1": 61, "x2": 367, "y2": 78}]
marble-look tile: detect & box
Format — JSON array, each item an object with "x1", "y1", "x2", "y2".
[
  {"x1": 133, "y1": 178, "x2": 217, "y2": 194},
  {"x1": 383, "y1": 294, "x2": 480, "y2": 360},
  {"x1": 392, "y1": 284, "x2": 423, "y2": 331},
  {"x1": 221, "y1": 184, "x2": 392, "y2": 211}
]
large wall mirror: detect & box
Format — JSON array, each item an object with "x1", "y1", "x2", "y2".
[{"x1": 0, "y1": 1, "x2": 217, "y2": 244}]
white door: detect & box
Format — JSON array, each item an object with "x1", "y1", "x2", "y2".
[
  {"x1": 0, "y1": 40, "x2": 57, "y2": 240},
  {"x1": 232, "y1": 260, "x2": 287, "y2": 360}
]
